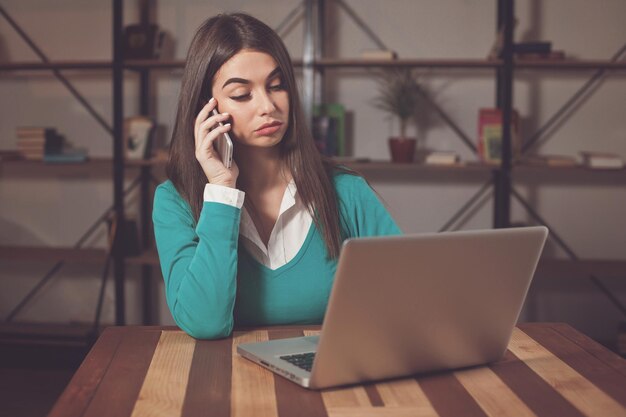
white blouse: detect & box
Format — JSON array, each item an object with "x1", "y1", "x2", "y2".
[{"x1": 203, "y1": 181, "x2": 313, "y2": 270}]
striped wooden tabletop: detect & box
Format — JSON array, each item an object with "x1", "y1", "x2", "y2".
[{"x1": 48, "y1": 323, "x2": 626, "y2": 417}]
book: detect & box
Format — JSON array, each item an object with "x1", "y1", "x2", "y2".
[
  {"x1": 123, "y1": 24, "x2": 163, "y2": 60},
  {"x1": 15, "y1": 128, "x2": 62, "y2": 160},
  {"x1": 513, "y1": 41, "x2": 552, "y2": 54},
  {"x1": 425, "y1": 151, "x2": 460, "y2": 165},
  {"x1": 17, "y1": 137, "x2": 48, "y2": 147},
  {"x1": 314, "y1": 103, "x2": 346, "y2": 156},
  {"x1": 18, "y1": 137, "x2": 62, "y2": 152},
  {"x1": 516, "y1": 51, "x2": 566, "y2": 61},
  {"x1": 360, "y1": 49, "x2": 398, "y2": 60},
  {"x1": 579, "y1": 151, "x2": 624, "y2": 169},
  {"x1": 477, "y1": 108, "x2": 521, "y2": 163},
  {"x1": 43, "y1": 149, "x2": 88, "y2": 164},
  {"x1": 311, "y1": 116, "x2": 338, "y2": 157},
  {"x1": 16, "y1": 126, "x2": 54, "y2": 137},
  {"x1": 520, "y1": 154, "x2": 578, "y2": 167}
]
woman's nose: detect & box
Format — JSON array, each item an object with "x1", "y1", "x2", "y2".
[{"x1": 257, "y1": 91, "x2": 277, "y2": 115}]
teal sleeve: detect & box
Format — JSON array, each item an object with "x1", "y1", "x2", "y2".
[
  {"x1": 337, "y1": 174, "x2": 402, "y2": 238},
  {"x1": 152, "y1": 182, "x2": 239, "y2": 339}
]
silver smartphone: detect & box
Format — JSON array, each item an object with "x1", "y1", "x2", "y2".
[{"x1": 211, "y1": 108, "x2": 233, "y2": 168}]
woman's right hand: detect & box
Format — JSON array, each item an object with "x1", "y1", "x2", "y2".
[{"x1": 194, "y1": 98, "x2": 239, "y2": 188}]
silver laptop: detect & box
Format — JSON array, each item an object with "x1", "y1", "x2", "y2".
[{"x1": 237, "y1": 226, "x2": 548, "y2": 389}]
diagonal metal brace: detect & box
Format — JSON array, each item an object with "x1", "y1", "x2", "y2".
[
  {"x1": 511, "y1": 187, "x2": 626, "y2": 318},
  {"x1": 334, "y1": 0, "x2": 387, "y2": 50},
  {"x1": 275, "y1": 1, "x2": 305, "y2": 36},
  {"x1": 522, "y1": 42, "x2": 626, "y2": 154},
  {"x1": 0, "y1": 4, "x2": 113, "y2": 135},
  {"x1": 4, "y1": 176, "x2": 142, "y2": 322},
  {"x1": 439, "y1": 179, "x2": 493, "y2": 232},
  {"x1": 415, "y1": 85, "x2": 478, "y2": 154}
]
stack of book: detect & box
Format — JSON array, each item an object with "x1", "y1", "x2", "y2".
[
  {"x1": 360, "y1": 49, "x2": 398, "y2": 60},
  {"x1": 425, "y1": 151, "x2": 460, "y2": 166},
  {"x1": 16, "y1": 127, "x2": 62, "y2": 160},
  {"x1": 514, "y1": 41, "x2": 566, "y2": 60}
]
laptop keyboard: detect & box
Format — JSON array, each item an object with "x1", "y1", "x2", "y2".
[{"x1": 280, "y1": 352, "x2": 316, "y2": 372}]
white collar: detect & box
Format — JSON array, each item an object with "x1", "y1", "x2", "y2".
[{"x1": 240, "y1": 179, "x2": 298, "y2": 256}]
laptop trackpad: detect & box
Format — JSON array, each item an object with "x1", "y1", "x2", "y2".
[
  {"x1": 272, "y1": 335, "x2": 319, "y2": 356},
  {"x1": 240, "y1": 335, "x2": 319, "y2": 358}
]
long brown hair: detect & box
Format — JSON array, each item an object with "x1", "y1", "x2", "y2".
[{"x1": 167, "y1": 13, "x2": 353, "y2": 259}]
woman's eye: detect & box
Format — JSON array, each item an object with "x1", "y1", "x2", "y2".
[
  {"x1": 230, "y1": 93, "x2": 251, "y2": 101},
  {"x1": 269, "y1": 84, "x2": 285, "y2": 91}
]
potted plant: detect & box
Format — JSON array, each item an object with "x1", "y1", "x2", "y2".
[{"x1": 372, "y1": 68, "x2": 435, "y2": 163}]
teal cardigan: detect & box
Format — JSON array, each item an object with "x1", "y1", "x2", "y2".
[{"x1": 153, "y1": 173, "x2": 401, "y2": 339}]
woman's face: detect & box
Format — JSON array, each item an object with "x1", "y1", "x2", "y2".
[{"x1": 211, "y1": 49, "x2": 290, "y2": 149}]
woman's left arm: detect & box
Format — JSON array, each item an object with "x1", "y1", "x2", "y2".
[{"x1": 338, "y1": 174, "x2": 402, "y2": 238}]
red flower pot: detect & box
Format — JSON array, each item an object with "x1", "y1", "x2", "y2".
[{"x1": 388, "y1": 137, "x2": 417, "y2": 163}]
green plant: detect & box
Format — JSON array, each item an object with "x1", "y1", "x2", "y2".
[
  {"x1": 371, "y1": 68, "x2": 421, "y2": 139},
  {"x1": 372, "y1": 68, "x2": 440, "y2": 141}
]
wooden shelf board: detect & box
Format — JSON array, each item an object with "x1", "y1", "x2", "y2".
[
  {"x1": 125, "y1": 157, "x2": 168, "y2": 167},
  {"x1": 514, "y1": 163, "x2": 626, "y2": 178},
  {"x1": 0, "y1": 157, "x2": 167, "y2": 177},
  {"x1": 0, "y1": 246, "x2": 107, "y2": 263},
  {"x1": 0, "y1": 321, "x2": 96, "y2": 338},
  {"x1": 0, "y1": 60, "x2": 183, "y2": 71},
  {"x1": 3, "y1": 157, "x2": 624, "y2": 182},
  {"x1": 2, "y1": 59, "x2": 624, "y2": 73},
  {"x1": 336, "y1": 160, "x2": 624, "y2": 177},
  {"x1": 1, "y1": 157, "x2": 110, "y2": 171},
  {"x1": 511, "y1": 165, "x2": 626, "y2": 186},
  {"x1": 121, "y1": 251, "x2": 626, "y2": 280},
  {"x1": 0, "y1": 60, "x2": 113, "y2": 71},
  {"x1": 515, "y1": 60, "x2": 626, "y2": 70},
  {"x1": 312, "y1": 58, "x2": 502, "y2": 69},
  {"x1": 0, "y1": 321, "x2": 100, "y2": 347},
  {"x1": 339, "y1": 159, "x2": 491, "y2": 173},
  {"x1": 0, "y1": 59, "x2": 500, "y2": 71},
  {"x1": 124, "y1": 59, "x2": 184, "y2": 69},
  {"x1": 0, "y1": 245, "x2": 164, "y2": 268},
  {"x1": 536, "y1": 258, "x2": 626, "y2": 279},
  {"x1": 126, "y1": 249, "x2": 160, "y2": 266}
]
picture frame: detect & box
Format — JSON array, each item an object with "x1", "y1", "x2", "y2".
[{"x1": 124, "y1": 116, "x2": 155, "y2": 160}]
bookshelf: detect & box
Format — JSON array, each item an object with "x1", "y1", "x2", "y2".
[
  {"x1": 3, "y1": 57, "x2": 626, "y2": 73},
  {"x1": 1, "y1": 0, "x2": 625, "y2": 345},
  {"x1": 0, "y1": 246, "x2": 107, "y2": 264},
  {"x1": 306, "y1": 0, "x2": 626, "y2": 333},
  {"x1": 514, "y1": 60, "x2": 626, "y2": 70},
  {"x1": 0, "y1": 157, "x2": 165, "y2": 176}
]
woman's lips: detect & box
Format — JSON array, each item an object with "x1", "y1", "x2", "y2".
[{"x1": 255, "y1": 123, "x2": 282, "y2": 136}]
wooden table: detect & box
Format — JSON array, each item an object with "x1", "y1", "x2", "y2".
[{"x1": 48, "y1": 323, "x2": 626, "y2": 417}]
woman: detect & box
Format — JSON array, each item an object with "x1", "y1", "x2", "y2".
[{"x1": 153, "y1": 13, "x2": 401, "y2": 339}]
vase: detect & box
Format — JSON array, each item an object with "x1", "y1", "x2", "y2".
[{"x1": 388, "y1": 137, "x2": 417, "y2": 163}]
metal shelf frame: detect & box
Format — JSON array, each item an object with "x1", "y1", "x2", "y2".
[
  {"x1": 1, "y1": 0, "x2": 625, "y2": 335},
  {"x1": 303, "y1": 0, "x2": 626, "y2": 317}
]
